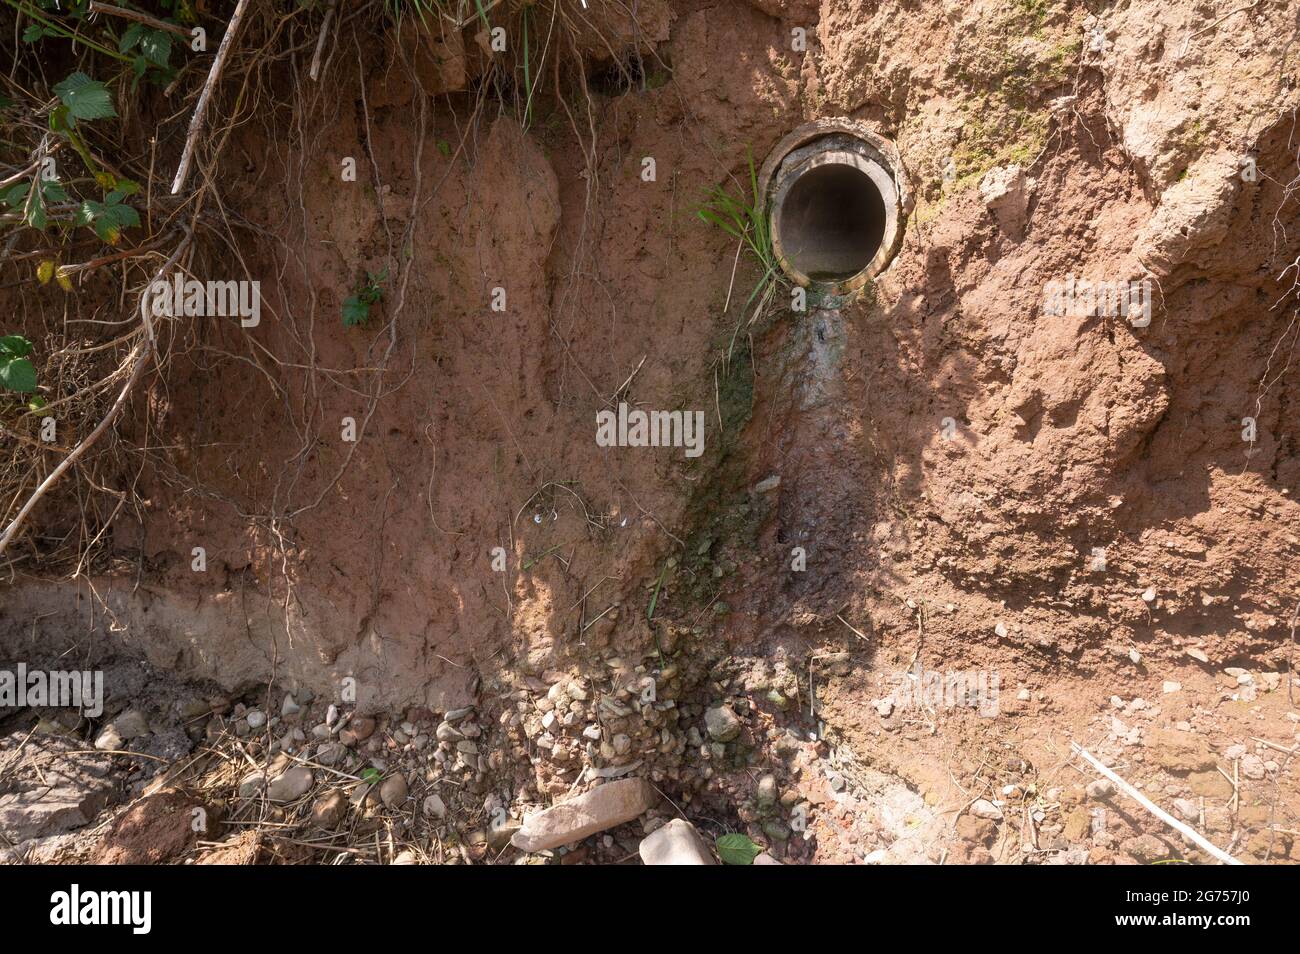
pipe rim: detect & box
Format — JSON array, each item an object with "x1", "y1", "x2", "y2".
[{"x1": 759, "y1": 119, "x2": 909, "y2": 298}]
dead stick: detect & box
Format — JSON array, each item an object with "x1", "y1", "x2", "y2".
[
  {"x1": 309, "y1": 0, "x2": 337, "y2": 82},
  {"x1": 89, "y1": 1, "x2": 191, "y2": 38},
  {"x1": 170, "y1": 0, "x2": 251, "y2": 194},
  {"x1": 1072, "y1": 744, "x2": 1242, "y2": 865}
]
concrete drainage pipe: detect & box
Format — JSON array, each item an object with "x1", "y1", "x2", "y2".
[{"x1": 759, "y1": 119, "x2": 909, "y2": 300}]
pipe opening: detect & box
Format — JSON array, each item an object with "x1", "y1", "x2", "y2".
[
  {"x1": 776, "y1": 160, "x2": 887, "y2": 282},
  {"x1": 760, "y1": 121, "x2": 908, "y2": 298}
]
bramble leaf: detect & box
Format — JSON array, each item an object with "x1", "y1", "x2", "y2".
[
  {"x1": 53, "y1": 72, "x2": 117, "y2": 122},
  {"x1": 0, "y1": 335, "x2": 34, "y2": 357},
  {"x1": 0, "y1": 357, "x2": 37, "y2": 394}
]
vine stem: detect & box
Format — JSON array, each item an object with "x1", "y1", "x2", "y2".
[{"x1": 0, "y1": 231, "x2": 190, "y2": 559}]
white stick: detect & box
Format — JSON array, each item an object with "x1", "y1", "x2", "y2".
[
  {"x1": 170, "y1": 0, "x2": 252, "y2": 194},
  {"x1": 308, "y1": 0, "x2": 336, "y2": 82},
  {"x1": 1072, "y1": 744, "x2": 1243, "y2": 865}
]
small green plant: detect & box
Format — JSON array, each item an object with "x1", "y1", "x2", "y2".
[
  {"x1": 0, "y1": 335, "x2": 37, "y2": 394},
  {"x1": 715, "y1": 832, "x2": 763, "y2": 865},
  {"x1": 697, "y1": 152, "x2": 781, "y2": 313},
  {"x1": 342, "y1": 268, "x2": 389, "y2": 327}
]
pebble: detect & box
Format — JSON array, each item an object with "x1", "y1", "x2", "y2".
[
  {"x1": 1162, "y1": 681, "x2": 1181, "y2": 694},
  {"x1": 245, "y1": 709, "x2": 267, "y2": 730},
  {"x1": 281, "y1": 694, "x2": 301, "y2": 717},
  {"x1": 315, "y1": 741, "x2": 345, "y2": 766},
  {"x1": 113, "y1": 710, "x2": 150, "y2": 739},
  {"x1": 969, "y1": 799, "x2": 1003, "y2": 820},
  {"x1": 340, "y1": 716, "x2": 375, "y2": 746},
  {"x1": 422, "y1": 794, "x2": 447, "y2": 819},
  {"x1": 1085, "y1": 779, "x2": 1115, "y2": 800},
  {"x1": 267, "y1": 766, "x2": 313, "y2": 802},
  {"x1": 379, "y1": 773, "x2": 409, "y2": 807},
  {"x1": 311, "y1": 790, "x2": 347, "y2": 828},
  {"x1": 639, "y1": 818, "x2": 716, "y2": 865},
  {"x1": 756, "y1": 775, "x2": 779, "y2": 809},
  {"x1": 238, "y1": 772, "x2": 266, "y2": 799},
  {"x1": 435, "y1": 721, "x2": 465, "y2": 743},
  {"x1": 704, "y1": 705, "x2": 742, "y2": 743},
  {"x1": 93, "y1": 725, "x2": 123, "y2": 752}
]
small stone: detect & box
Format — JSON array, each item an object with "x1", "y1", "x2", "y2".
[
  {"x1": 238, "y1": 772, "x2": 266, "y2": 799},
  {"x1": 1017, "y1": 689, "x2": 1032, "y2": 702},
  {"x1": 93, "y1": 725, "x2": 123, "y2": 751},
  {"x1": 970, "y1": 799, "x2": 1002, "y2": 821},
  {"x1": 753, "y1": 475, "x2": 781, "y2": 493},
  {"x1": 311, "y1": 790, "x2": 347, "y2": 828},
  {"x1": 1186, "y1": 648, "x2": 1209, "y2": 663},
  {"x1": 1172, "y1": 798, "x2": 1199, "y2": 822},
  {"x1": 266, "y1": 766, "x2": 313, "y2": 802},
  {"x1": 488, "y1": 814, "x2": 522, "y2": 851},
  {"x1": 639, "y1": 818, "x2": 717, "y2": 865},
  {"x1": 339, "y1": 716, "x2": 375, "y2": 746},
  {"x1": 1162, "y1": 681, "x2": 1181, "y2": 694},
  {"x1": 422, "y1": 793, "x2": 447, "y2": 819},
  {"x1": 1086, "y1": 779, "x2": 1115, "y2": 800},
  {"x1": 113, "y1": 710, "x2": 150, "y2": 740},
  {"x1": 756, "y1": 775, "x2": 779, "y2": 809},
  {"x1": 245, "y1": 709, "x2": 267, "y2": 730},
  {"x1": 876, "y1": 698, "x2": 893, "y2": 717},
  {"x1": 444, "y1": 706, "x2": 474, "y2": 723},
  {"x1": 994, "y1": 622, "x2": 1009, "y2": 638},
  {"x1": 435, "y1": 721, "x2": 465, "y2": 743},
  {"x1": 704, "y1": 705, "x2": 742, "y2": 743},
  {"x1": 1128, "y1": 648, "x2": 1142, "y2": 665},
  {"x1": 379, "y1": 773, "x2": 409, "y2": 807},
  {"x1": 1240, "y1": 754, "x2": 1266, "y2": 781},
  {"x1": 315, "y1": 741, "x2": 345, "y2": 766},
  {"x1": 1141, "y1": 587, "x2": 1156, "y2": 603}
]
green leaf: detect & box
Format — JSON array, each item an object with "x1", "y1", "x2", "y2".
[
  {"x1": 360, "y1": 767, "x2": 382, "y2": 785},
  {"x1": 140, "y1": 29, "x2": 172, "y2": 67},
  {"x1": 0, "y1": 335, "x2": 34, "y2": 358},
  {"x1": 0, "y1": 357, "x2": 37, "y2": 394},
  {"x1": 119, "y1": 21, "x2": 147, "y2": 52},
  {"x1": 715, "y1": 832, "x2": 763, "y2": 865},
  {"x1": 41, "y1": 179, "x2": 68, "y2": 203},
  {"x1": 24, "y1": 183, "x2": 47, "y2": 230},
  {"x1": 90, "y1": 202, "x2": 139, "y2": 244},
  {"x1": 0, "y1": 182, "x2": 30, "y2": 207},
  {"x1": 341, "y1": 295, "x2": 371, "y2": 327},
  {"x1": 22, "y1": 23, "x2": 47, "y2": 42},
  {"x1": 53, "y1": 72, "x2": 117, "y2": 122}
]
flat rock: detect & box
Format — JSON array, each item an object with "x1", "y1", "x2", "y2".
[
  {"x1": 511, "y1": 778, "x2": 659, "y2": 852},
  {"x1": 638, "y1": 818, "x2": 716, "y2": 865}
]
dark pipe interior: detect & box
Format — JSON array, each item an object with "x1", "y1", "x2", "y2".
[{"x1": 777, "y1": 163, "x2": 886, "y2": 281}]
